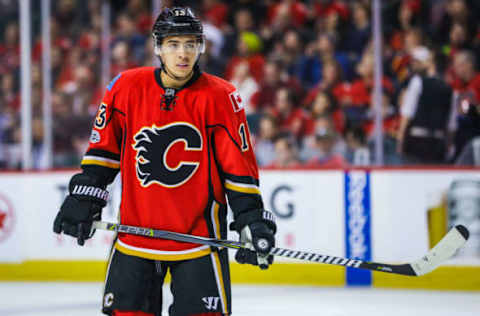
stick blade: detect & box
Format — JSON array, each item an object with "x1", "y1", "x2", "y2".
[{"x1": 411, "y1": 225, "x2": 470, "y2": 276}]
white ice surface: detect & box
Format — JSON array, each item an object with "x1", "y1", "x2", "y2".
[{"x1": 0, "y1": 283, "x2": 478, "y2": 316}]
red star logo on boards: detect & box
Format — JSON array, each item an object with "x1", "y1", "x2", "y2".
[
  {"x1": 236, "y1": 95, "x2": 242, "y2": 104},
  {"x1": 0, "y1": 212, "x2": 6, "y2": 229}
]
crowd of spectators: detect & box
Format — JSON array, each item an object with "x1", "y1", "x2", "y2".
[{"x1": 1, "y1": 0, "x2": 480, "y2": 169}]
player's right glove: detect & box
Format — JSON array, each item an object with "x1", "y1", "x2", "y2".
[
  {"x1": 230, "y1": 209, "x2": 276, "y2": 270},
  {"x1": 53, "y1": 173, "x2": 109, "y2": 246}
]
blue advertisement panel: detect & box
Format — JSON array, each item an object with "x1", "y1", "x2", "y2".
[{"x1": 345, "y1": 171, "x2": 372, "y2": 286}]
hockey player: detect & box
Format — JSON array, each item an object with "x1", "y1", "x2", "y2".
[{"x1": 53, "y1": 7, "x2": 276, "y2": 316}]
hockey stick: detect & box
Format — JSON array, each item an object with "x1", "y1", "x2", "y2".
[{"x1": 93, "y1": 221, "x2": 469, "y2": 276}]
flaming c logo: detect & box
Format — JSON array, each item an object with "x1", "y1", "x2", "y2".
[{"x1": 132, "y1": 122, "x2": 203, "y2": 188}]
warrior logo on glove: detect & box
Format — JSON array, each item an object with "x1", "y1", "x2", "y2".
[{"x1": 133, "y1": 122, "x2": 203, "y2": 188}]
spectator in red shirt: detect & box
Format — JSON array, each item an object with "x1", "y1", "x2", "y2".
[
  {"x1": 450, "y1": 50, "x2": 480, "y2": 159},
  {"x1": 0, "y1": 21, "x2": 20, "y2": 74},
  {"x1": 224, "y1": 31, "x2": 265, "y2": 83},
  {"x1": 335, "y1": 52, "x2": 393, "y2": 127},
  {"x1": 125, "y1": 0, "x2": 152, "y2": 34},
  {"x1": 271, "y1": 87, "x2": 314, "y2": 139},
  {"x1": 250, "y1": 59, "x2": 302, "y2": 111},
  {"x1": 302, "y1": 60, "x2": 343, "y2": 107},
  {"x1": 203, "y1": 0, "x2": 229, "y2": 29},
  {"x1": 267, "y1": 0, "x2": 308, "y2": 29},
  {"x1": 450, "y1": 50, "x2": 480, "y2": 102}
]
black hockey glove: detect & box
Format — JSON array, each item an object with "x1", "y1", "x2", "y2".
[
  {"x1": 230, "y1": 210, "x2": 276, "y2": 270},
  {"x1": 53, "y1": 173, "x2": 109, "y2": 246}
]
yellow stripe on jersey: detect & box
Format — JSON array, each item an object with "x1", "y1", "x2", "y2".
[
  {"x1": 114, "y1": 241, "x2": 212, "y2": 261},
  {"x1": 212, "y1": 202, "x2": 221, "y2": 239},
  {"x1": 81, "y1": 159, "x2": 120, "y2": 169},
  {"x1": 224, "y1": 181, "x2": 260, "y2": 195},
  {"x1": 211, "y1": 252, "x2": 228, "y2": 314}
]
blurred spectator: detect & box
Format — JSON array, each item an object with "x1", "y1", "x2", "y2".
[
  {"x1": 110, "y1": 40, "x2": 138, "y2": 78},
  {"x1": 250, "y1": 59, "x2": 302, "y2": 111},
  {"x1": 450, "y1": 51, "x2": 480, "y2": 160},
  {"x1": 62, "y1": 64, "x2": 102, "y2": 117},
  {"x1": 441, "y1": 22, "x2": 472, "y2": 64},
  {"x1": 304, "y1": 115, "x2": 346, "y2": 168},
  {"x1": 125, "y1": 0, "x2": 152, "y2": 34},
  {"x1": 311, "y1": 0, "x2": 349, "y2": 23},
  {"x1": 434, "y1": 0, "x2": 477, "y2": 47},
  {"x1": 267, "y1": 0, "x2": 307, "y2": 29},
  {"x1": 230, "y1": 61, "x2": 258, "y2": 115},
  {"x1": 254, "y1": 114, "x2": 279, "y2": 167},
  {"x1": 0, "y1": 21, "x2": 20, "y2": 75},
  {"x1": 265, "y1": 132, "x2": 301, "y2": 168},
  {"x1": 389, "y1": 27, "x2": 424, "y2": 85},
  {"x1": 270, "y1": 87, "x2": 314, "y2": 139},
  {"x1": 268, "y1": 29, "x2": 304, "y2": 78},
  {"x1": 363, "y1": 91, "x2": 399, "y2": 140},
  {"x1": 198, "y1": 39, "x2": 225, "y2": 77},
  {"x1": 297, "y1": 33, "x2": 352, "y2": 89},
  {"x1": 344, "y1": 126, "x2": 370, "y2": 166},
  {"x1": 303, "y1": 60, "x2": 342, "y2": 107},
  {"x1": 54, "y1": 0, "x2": 80, "y2": 37},
  {"x1": 113, "y1": 13, "x2": 147, "y2": 64},
  {"x1": 397, "y1": 46, "x2": 455, "y2": 164},
  {"x1": 222, "y1": 8, "x2": 255, "y2": 58},
  {"x1": 0, "y1": 72, "x2": 19, "y2": 111},
  {"x1": 203, "y1": 0, "x2": 229, "y2": 29},
  {"x1": 224, "y1": 31, "x2": 265, "y2": 83},
  {"x1": 335, "y1": 51, "x2": 393, "y2": 128},
  {"x1": 342, "y1": 2, "x2": 370, "y2": 59},
  {"x1": 455, "y1": 103, "x2": 480, "y2": 165}
]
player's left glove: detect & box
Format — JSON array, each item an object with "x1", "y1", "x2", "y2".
[{"x1": 230, "y1": 209, "x2": 276, "y2": 270}]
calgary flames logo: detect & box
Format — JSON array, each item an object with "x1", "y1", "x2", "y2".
[
  {"x1": 0, "y1": 193, "x2": 15, "y2": 243},
  {"x1": 132, "y1": 122, "x2": 203, "y2": 188}
]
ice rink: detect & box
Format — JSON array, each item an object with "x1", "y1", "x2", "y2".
[{"x1": 0, "y1": 282, "x2": 478, "y2": 316}]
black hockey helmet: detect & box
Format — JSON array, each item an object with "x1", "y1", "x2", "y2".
[{"x1": 152, "y1": 7, "x2": 205, "y2": 54}]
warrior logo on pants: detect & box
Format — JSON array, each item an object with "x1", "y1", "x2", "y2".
[
  {"x1": 202, "y1": 296, "x2": 220, "y2": 310},
  {"x1": 133, "y1": 122, "x2": 203, "y2": 188}
]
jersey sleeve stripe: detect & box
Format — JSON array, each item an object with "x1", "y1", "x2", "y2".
[
  {"x1": 224, "y1": 180, "x2": 260, "y2": 195},
  {"x1": 223, "y1": 173, "x2": 259, "y2": 186},
  {"x1": 85, "y1": 149, "x2": 121, "y2": 161},
  {"x1": 81, "y1": 158, "x2": 120, "y2": 169}
]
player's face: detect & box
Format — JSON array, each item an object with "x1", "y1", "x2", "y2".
[{"x1": 159, "y1": 35, "x2": 200, "y2": 78}]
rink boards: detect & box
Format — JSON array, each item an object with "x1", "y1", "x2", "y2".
[{"x1": 0, "y1": 169, "x2": 479, "y2": 290}]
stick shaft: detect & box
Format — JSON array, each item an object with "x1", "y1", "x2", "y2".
[{"x1": 93, "y1": 221, "x2": 467, "y2": 277}]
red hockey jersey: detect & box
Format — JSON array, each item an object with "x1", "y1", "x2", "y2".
[{"x1": 82, "y1": 67, "x2": 263, "y2": 261}]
